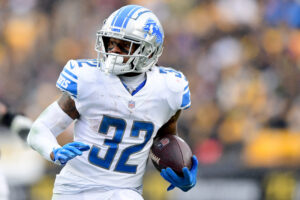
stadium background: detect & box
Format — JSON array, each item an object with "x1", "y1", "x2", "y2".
[{"x1": 1, "y1": 0, "x2": 300, "y2": 199}]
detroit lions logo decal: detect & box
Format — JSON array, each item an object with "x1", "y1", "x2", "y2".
[{"x1": 143, "y1": 18, "x2": 163, "y2": 45}]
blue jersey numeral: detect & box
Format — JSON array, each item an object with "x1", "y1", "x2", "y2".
[
  {"x1": 159, "y1": 67, "x2": 182, "y2": 78},
  {"x1": 115, "y1": 121, "x2": 154, "y2": 173},
  {"x1": 88, "y1": 116, "x2": 154, "y2": 173},
  {"x1": 88, "y1": 116, "x2": 126, "y2": 169},
  {"x1": 76, "y1": 59, "x2": 97, "y2": 67}
]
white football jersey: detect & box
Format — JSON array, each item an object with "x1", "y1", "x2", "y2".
[{"x1": 54, "y1": 59, "x2": 191, "y2": 194}]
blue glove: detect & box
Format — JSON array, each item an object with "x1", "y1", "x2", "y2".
[
  {"x1": 53, "y1": 141, "x2": 90, "y2": 165},
  {"x1": 160, "y1": 155, "x2": 198, "y2": 192}
]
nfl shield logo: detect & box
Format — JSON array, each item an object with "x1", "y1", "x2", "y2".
[
  {"x1": 160, "y1": 138, "x2": 170, "y2": 146},
  {"x1": 158, "y1": 138, "x2": 170, "y2": 149},
  {"x1": 128, "y1": 100, "x2": 135, "y2": 109}
]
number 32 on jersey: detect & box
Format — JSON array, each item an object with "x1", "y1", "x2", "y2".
[{"x1": 88, "y1": 115, "x2": 154, "y2": 174}]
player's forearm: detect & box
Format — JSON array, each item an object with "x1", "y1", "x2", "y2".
[
  {"x1": 27, "y1": 101, "x2": 74, "y2": 161},
  {"x1": 27, "y1": 120, "x2": 61, "y2": 161}
]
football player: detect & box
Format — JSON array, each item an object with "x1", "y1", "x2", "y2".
[{"x1": 27, "y1": 5, "x2": 198, "y2": 200}]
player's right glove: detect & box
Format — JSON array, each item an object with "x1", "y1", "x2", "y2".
[
  {"x1": 52, "y1": 141, "x2": 90, "y2": 165},
  {"x1": 161, "y1": 155, "x2": 198, "y2": 192}
]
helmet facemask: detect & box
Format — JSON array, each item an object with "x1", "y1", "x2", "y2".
[{"x1": 95, "y1": 31, "x2": 161, "y2": 75}]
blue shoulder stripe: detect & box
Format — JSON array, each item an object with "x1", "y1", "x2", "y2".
[
  {"x1": 63, "y1": 68, "x2": 78, "y2": 80},
  {"x1": 56, "y1": 73, "x2": 78, "y2": 98},
  {"x1": 184, "y1": 84, "x2": 189, "y2": 92},
  {"x1": 181, "y1": 90, "x2": 191, "y2": 109},
  {"x1": 183, "y1": 103, "x2": 191, "y2": 110}
]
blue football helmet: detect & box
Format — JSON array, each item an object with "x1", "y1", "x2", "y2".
[{"x1": 95, "y1": 5, "x2": 164, "y2": 75}]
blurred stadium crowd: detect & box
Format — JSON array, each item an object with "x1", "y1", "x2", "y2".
[{"x1": 1, "y1": 0, "x2": 300, "y2": 199}]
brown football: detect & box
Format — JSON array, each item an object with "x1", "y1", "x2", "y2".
[{"x1": 150, "y1": 134, "x2": 192, "y2": 176}]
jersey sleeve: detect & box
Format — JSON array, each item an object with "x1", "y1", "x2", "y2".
[
  {"x1": 160, "y1": 67, "x2": 191, "y2": 111},
  {"x1": 56, "y1": 60, "x2": 79, "y2": 99},
  {"x1": 180, "y1": 81, "x2": 191, "y2": 110}
]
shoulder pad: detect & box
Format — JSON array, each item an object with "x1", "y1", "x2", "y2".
[
  {"x1": 158, "y1": 67, "x2": 191, "y2": 110},
  {"x1": 159, "y1": 67, "x2": 188, "y2": 93},
  {"x1": 56, "y1": 59, "x2": 101, "y2": 99}
]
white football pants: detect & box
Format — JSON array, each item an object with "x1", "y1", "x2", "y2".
[{"x1": 52, "y1": 189, "x2": 143, "y2": 200}]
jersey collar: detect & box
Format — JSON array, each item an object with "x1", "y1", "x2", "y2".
[{"x1": 121, "y1": 78, "x2": 147, "y2": 96}]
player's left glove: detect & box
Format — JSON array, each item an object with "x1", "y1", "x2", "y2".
[
  {"x1": 52, "y1": 141, "x2": 90, "y2": 165},
  {"x1": 160, "y1": 155, "x2": 198, "y2": 192}
]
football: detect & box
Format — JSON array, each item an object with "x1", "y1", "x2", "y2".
[{"x1": 150, "y1": 134, "x2": 192, "y2": 176}]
